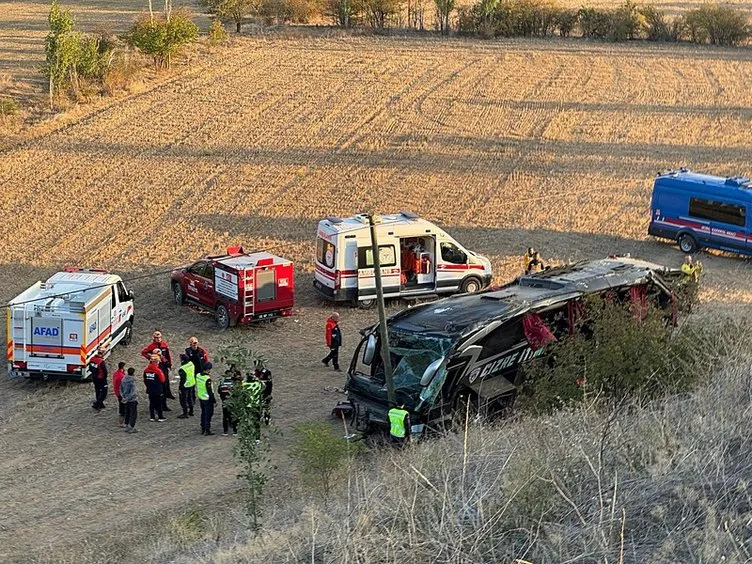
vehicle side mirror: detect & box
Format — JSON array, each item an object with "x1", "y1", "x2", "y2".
[
  {"x1": 363, "y1": 334, "x2": 377, "y2": 366},
  {"x1": 127, "y1": 290, "x2": 135, "y2": 301},
  {"x1": 420, "y1": 356, "x2": 445, "y2": 387}
]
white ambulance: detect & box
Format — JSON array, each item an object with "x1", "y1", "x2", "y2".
[
  {"x1": 313, "y1": 212, "x2": 493, "y2": 307},
  {"x1": 7, "y1": 268, "x2": 135, "y2": 380}
]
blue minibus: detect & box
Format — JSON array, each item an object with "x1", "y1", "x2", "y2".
[{"x1": 648, "y1": 168, "x2": 752, "y2": 256}]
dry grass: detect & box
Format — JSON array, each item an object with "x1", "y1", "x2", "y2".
[{"x1": 208, "y1": 343, "x2": 752, "y2": 563}]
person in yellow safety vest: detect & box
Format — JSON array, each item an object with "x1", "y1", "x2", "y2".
[
  {"x1": 177, "y1": 353, "x2": 196, "y2": 419},
  {"x1": 681, "y1": 255, "x2": 703, "y2": 283},
  {"x1": 523, "y1": 247, "x2": 536, "y2": 271},
  {"x1": 195, "y1": 362, "x2": 217, "y2": 436},
  {"x1": 388, "y1": 403, "x2": 410, "y2": 446}
]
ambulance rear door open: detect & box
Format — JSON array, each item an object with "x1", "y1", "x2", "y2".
[{"x1": 398, "y1": 235, "x2": 436, "y2": 291}]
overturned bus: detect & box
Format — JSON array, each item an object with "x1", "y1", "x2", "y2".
[{"x1": 344, "y1": 257, "x2": 681, "y2": 433}]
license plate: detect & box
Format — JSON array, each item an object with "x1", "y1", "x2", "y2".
[{"x1": 8, "y1": 370, "x2": 29, "y2": 378}]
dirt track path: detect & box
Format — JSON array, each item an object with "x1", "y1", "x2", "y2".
[{"x1": 1, "y1": 36, "x2": 752, "y2": 560}]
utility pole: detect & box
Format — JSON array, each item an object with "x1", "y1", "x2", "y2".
[{"x1": 368, "y1": 214, "x2": 395, "y2": 406}]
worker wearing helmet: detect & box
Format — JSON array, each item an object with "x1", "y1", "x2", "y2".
[
  {"x1": 143, "y1": 353, "x2": 166, "y2": 422},
  {"x1": 681, "y1": 255, "x2": 703, "y2": 283},
  {"x1": 195, "y1": 362, "x2": 217, "y2": 436},
  {"x1": 176, "y1": 353, "x2": 196, "y2": 419},
  {"x1": 89, "y1": 345, "x2": 109, "y2": 411}
]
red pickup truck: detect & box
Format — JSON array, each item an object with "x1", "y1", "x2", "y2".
[{"x1": 171, "y1": 247, "x2": 294, "y2": 329}]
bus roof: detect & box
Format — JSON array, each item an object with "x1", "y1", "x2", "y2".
[{"x1": 388, "y1": 257, "x2": 673, "y2": 336}]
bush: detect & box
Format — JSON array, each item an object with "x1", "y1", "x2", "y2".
[
  {"x1": 326, "y1": 0, "x2": 363, "y2": 26},
  {"x1": 519, "y1": 296, "x2": 697, "y2": 413},
  {"x1": 209, "y1": 18, "x2": 229, "y2": 43},
  {"x1": 290, "y1": 422, "x2": 363, "y2": 500},
  {"x1": 129, "y1": 9, "x2": 198, "y2": 70},
  {"x1": 101, "y1": 49, "x2": 141, "y2": 94},
  {"x1": 0, "y1": 97, "x2": 19, "y2": 117},
  {"x1": 685, "y1": 3, "x2": 750, "y2": 46},
  {"x1": 553, "y1": 7, "x2": 578, "y2": 37}
]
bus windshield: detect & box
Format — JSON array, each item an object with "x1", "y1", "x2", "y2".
[{"x1": 389, "y1": 329, "x2": 454, "y2": 399}]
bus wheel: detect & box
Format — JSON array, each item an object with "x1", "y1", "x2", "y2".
[
  {"x1": 678, "y1": 233, "x2": 698, "y2": 254},
  {"x1": 120, "y1": 320, "x2": 133, "y2": 346}
]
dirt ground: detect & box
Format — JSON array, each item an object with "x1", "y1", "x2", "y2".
[{"x1": 2, "y1": 27, "x2": 752, "y2": 562}]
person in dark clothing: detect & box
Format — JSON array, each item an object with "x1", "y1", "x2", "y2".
[
  {"x1": 526, "y1": 251, "x2": 545, "y2": 274},
  {"x1": 195, "y1": 362, "x2": 217, "y2": 435},
  {"x1": 218, "y1": 367, "x2": 241, "y2": 436},
  {"x1": 143, "y1": 353, "x2": 166, "y2": 422},
  {"x1": 321, "y1": 312, "x2": 342, "y2": 371},
  {"x1": 176, "y1": 353, "x2": 196, "y2": 419},
  {"x1": 185, "y1": 336, "x2": 210, "y2": 374},
  {"x1": 254, "y1": 361, "x2": 273, "y2": 425},
  {"x1": 89, "y1": 346, "x2": 109, "y2": 410},
  {"x1": 120, "y1": 367, "x2": 138, "y2": 433},
  {"x1": 141, "y1": 330, "x2": 174, "y2": 410}
]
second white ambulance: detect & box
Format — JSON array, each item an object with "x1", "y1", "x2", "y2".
[{"x1": 313, "y1": 212, "x2": 492, "y2": 307}]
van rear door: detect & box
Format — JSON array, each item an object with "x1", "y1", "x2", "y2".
[{"x1": 29, "y1": 317, "x2": 63, "y2": 358}]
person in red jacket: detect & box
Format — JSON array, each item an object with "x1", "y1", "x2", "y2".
[
  {"x1": 141, "y1": 330, "x2": 174, "y2": 411},
  {"x1": 143, "y1": 353, "x2": 166, "y2": 422},
  {"x1": 112, "y1": 361, "x2": 126, "y2": 427},
  {"x1": 321, "y1": 312, "x2": 342, "y2": 372},
  {"x1": 89, "y1": 346, "x2": 109, "y2": 411}
]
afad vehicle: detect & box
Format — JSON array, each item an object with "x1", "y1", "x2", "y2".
[
  {"x1": 648, "y1": 168, "x2": 752, "y2": 256},
  {"x1": 171, "y1": 247, "x2": 294, "y2": 329},
  {"x1": 345, "y1": 257, "x2": 681, "y2": 433},
  {"x1": 7, "y1": 268, "x2": 134, "y2": 380},
  {"x1": 313, "y1": 211, "x2": 493, "y2": 308}
]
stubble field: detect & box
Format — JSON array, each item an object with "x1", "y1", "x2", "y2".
[{"x1": 2, "y1": 9, "x2": 752, "y2": 562}]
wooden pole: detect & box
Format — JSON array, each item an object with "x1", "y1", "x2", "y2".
[{"x1": 368, "y1": 214, "x2": 395, "y2": 406}]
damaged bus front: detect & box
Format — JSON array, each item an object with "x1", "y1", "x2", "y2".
[{"x1": 344, "y1": 257, "x2": 681, "y2": 434}]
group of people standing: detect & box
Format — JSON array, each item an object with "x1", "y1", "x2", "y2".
[{"x1": 88, "y1": 332, "x2": 272, "y2": 436}]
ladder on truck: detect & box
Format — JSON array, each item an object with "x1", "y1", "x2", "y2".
[{"x1": 243, "y1": 269, "x2": 255, "y2": 318}]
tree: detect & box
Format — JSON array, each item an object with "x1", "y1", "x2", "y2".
[
  {"x1": 362, "y1": 0, "x2": 402, "y2": 28},
  {"x1": 129, "y1": 9, "x2": 198, "y2": 70},
  {"x1": 217, "y1": 339, "x2": 269, "y2": 532},
  {"x1": 200, "y1": 0, "x2": 260, "y2": 32},
  {"x1": 434, "y1": 0, "x2": 455, "y2": 33}
]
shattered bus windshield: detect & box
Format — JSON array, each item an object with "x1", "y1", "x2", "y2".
[{"x1": 389, "y1": 330, "x2": 454, "y2": 398}]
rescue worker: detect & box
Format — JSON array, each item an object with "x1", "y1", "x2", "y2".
[
  {"x1": 120, "y1": 367, "x2": 138, "y2": 433},
  {"x1": 321, "y1": 312, "x2": 342, "y2": 372},
  {"x1": 523, "y1": 247, "x2": 536, "y2": 271},
  {"x1": 526, "y1": 251, "x2": 545, "y2": 274},
  {"x1": 388, "y1": 403, "x2": 410, "y2": 446},
  {"x1": 254, "y1": 360, "x2": 273, "y2": 425},
  {"x1": 681, "y1": 255, "x2": 703, "y2": 283},
  {"x1": 140, "y1": 330, "x2": 174, "y2": 410},
  {"x1": 195, "y1": 362, "x2": 217, "y2": 436},
  {"x1": 218, "y1": 367, "x2": 241, "y2": 436},
  {"x1": 143, "y1": 353, "x2": 166, "y2": 422},
  {"x1": 185, "y1": 336, "x2": 210, "y2": 374},
  {"x1": 112, "y1": 361, "x2": 126, "y2": 427},
  {"x1": 176, "y1": 353, "x2": 196, "y2": 419},
  {"x1": 89, "y1": 346, "x2": 109, "y2": 411}
]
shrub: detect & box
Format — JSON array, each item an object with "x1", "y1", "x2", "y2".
[
  {"x1": 129, "y1": 9, "x2": 198, "y2": 70},
  {"x1": 519, "y1": 296, "x2": 697, "y2": 413},
  {"x1": 101, "y1": 49, "x2": 141, "y2": 94},
  {"x1": 0, "y1": 97, "x2": 19, "y2": 117},
  {"x1": 578, "y1": 6, "x2": 613, "y2": 39},
  {"x1": 685, "y1": 3, "x2": 750, "y2": 46},
  {"x1": 611, "y1": 0, "x2": 645, "y2": 40},
  {"x1": 290, "y1": 422, "x2": 363, "y2": 500},
  {"x1": 209, "y1": 18, "x2": 229, "y2": 43}
]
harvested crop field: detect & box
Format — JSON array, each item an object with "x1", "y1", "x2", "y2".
[{"x1": 2, "y1": 30, "x2": 752, "y2": 561}]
